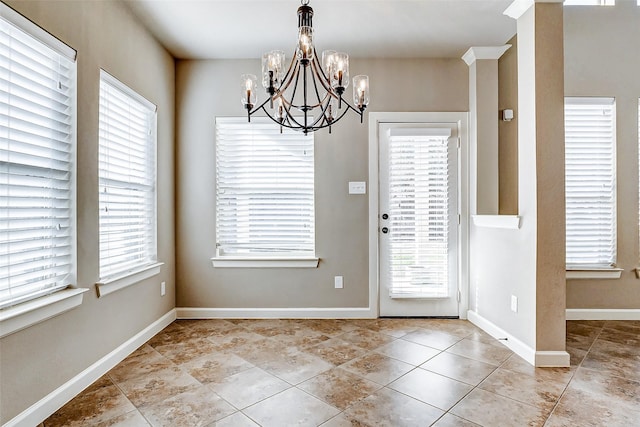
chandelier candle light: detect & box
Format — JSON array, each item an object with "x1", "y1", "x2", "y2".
[{"x1": 241, "y1": 0, "x2": 370, "y2": 134}]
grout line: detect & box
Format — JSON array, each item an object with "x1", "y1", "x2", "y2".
[
  {"x1": 542, "y1": 322, "x2": 606, "y2": 425},
  {"x1": 51, "y1": 319, "x2": 627, "y2": 427}
]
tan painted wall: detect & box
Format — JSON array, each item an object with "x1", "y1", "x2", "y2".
[
  {"x1": 565, "y1": 0, "x2": 640, "y2": 309},
  {"x1": 533, "y1": 3, "x2": 566, "y2": 352},
  {"x1": 469, "y1": 4, "x2": 566, "y2": 353},
  {"x1": 175, "y1": 58, "x2": 468, "y2": 309},
  {"x1": 0, "y1": 0, "x2": 175, "y2": 422},
  {"x1": 469, "y1": 7, "x2": 538, "y2": 349},
  {"x1": 498, "y1": 2, "x2": 640, "y2": 311},
  {"x1": 498, "y1": 35, "x2": 518, "y2": 215}
]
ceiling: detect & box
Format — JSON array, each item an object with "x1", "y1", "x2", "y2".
[{"x1": 122, "y1": 0, "x2": 517, "y2": 60}]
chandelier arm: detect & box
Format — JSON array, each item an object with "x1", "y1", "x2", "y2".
[
  {"x1": 277, "y1": 49, "x2": 298, "y2": 91},
  {"x1": 257, "y1": 98, "x2": 355, "y2": 132},
  {"x1": 302, "y1": 62, "x2": 309, "y2": 130},
  {"x1": 324, "y1": 100, "x2": 353, "y2": 125},
  {"x1": 337, "y1": 96, "x2": 365, "y2": 116},
  {"x1": 254, "y1": 102, "x2": 307, "y2": 131},
  {"x1": 309, "y1": 68, "x2": 332, "y2": 127},
  {"x1": 310, "y1": 53, "x2": 334, "y2": 95},
  {"x1": 248, "y1": 93, "x2": 278, "y2": 118},
  {"x1": 284, "y1": 63, "x2": 302, "y2": 110},
  {"x1": 278, "y1": 63, "x2": 325, "y2": 110},
  {"x1": 303, "y1": 105, "x2": 353, "y2": 132},
  {"x1": 281, "y1": 75, "x2": 308, "y2": 129},
  {"x1": 255, "y1": 103, "x2": 299, "y2": 129},
  {"x1": 309, "y1": 65, "x2": 327, "y2": 108},
  {"x1": 275, "y1": 56, "x2": 300, "y2": 100}
]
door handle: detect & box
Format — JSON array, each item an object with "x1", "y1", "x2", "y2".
[
  {"x1": 381, "y1": 227, "x2": 389, "y2": 234},
  {"x1": 382, "y1": 213, "x2": 389, "y2": 220}
]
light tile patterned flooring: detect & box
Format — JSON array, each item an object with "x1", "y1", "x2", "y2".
[{"x1": 42, "y1": 319, "x2": 640, "y2": 426}]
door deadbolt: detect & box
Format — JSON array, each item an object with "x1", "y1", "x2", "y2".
[
  {"x1": 382, "y1": 213, "x2": 389, "y2": 220},
  {"x1": 381, "y1": 227, "x2": 389, "y2": 234}
]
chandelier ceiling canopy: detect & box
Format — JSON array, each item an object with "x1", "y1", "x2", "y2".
[{"x1": 241, "y1": 0, "x2": 370, "y2": 134}]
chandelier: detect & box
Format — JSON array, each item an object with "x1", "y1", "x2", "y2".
[{"x1": 241, "y1": 0, "x2": 370, "y2": 134}]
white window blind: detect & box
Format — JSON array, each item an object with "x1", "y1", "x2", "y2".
[
  {"x1": 215, "y1": 117, "x2": 314, "y2": 256},
  {"x1": 565, "y1": 97, "x2": 616, "y2": 266},
  {"x1": 386, "y1": 128, "x2": 454, "y2": 298},
  {"x1": 0, "y1": 6, "x2": 76, "y2": 308},
  {"x1": 98, "y1": 71, "x2": 157, "y2": 280}
]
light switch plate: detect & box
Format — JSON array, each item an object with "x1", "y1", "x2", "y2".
[
  {"x1": 349, "y1": 181, "x2": 366, "y2": 194},
  {"x1": 334, "y1": 276, "x2": 343, "y2": 289}
]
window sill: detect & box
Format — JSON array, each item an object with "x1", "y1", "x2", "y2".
[
  {"x1": 96, "y1": 262, "x2": 164, "y2": 297},
  {"x1": 211, "y1": 257, "x2": 319, "y2": 268},
  {"x1": 472, "y1": 215, "x2": 521, "y2": 229},
  {"x1": 0, "y1": 288, "x2": 89, "y2": 338},
  {"x1": 566, "y1": 267, "x2": 623, "y2": 280}
]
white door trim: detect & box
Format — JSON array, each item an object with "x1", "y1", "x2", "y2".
[{"x1": 368, "y1": 112, "x2": 470, "y2": 318}]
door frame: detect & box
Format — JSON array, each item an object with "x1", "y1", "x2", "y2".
[{"x1": 368, "y1": 112, "x2": 470, "y2": 318}]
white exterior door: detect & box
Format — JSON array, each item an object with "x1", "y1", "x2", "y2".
[{"x1": 378, "y1": 122, "x2": 460, "y2": 317}]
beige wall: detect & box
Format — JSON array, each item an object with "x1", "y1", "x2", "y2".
[
  {"x1": 0, "y1": 0, "x2": 175, "y2": 422},
  {"x1": 176, "y1": 58, "x2": 468, "y2": 309},
  {"x1": 469, "y1": 3, "x2": 567, "y2": 356},
  {"x1": 564, "y1": 0, "x2": 640, "y2": 309},
  {"x1": 498, "y1": 35, "x2": 518, "y2": 215},
  {"x1": 498, "y1": 2, "x2": 640, "y2": 311}
]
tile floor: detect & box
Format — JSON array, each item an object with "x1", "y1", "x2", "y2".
[{"x1": 42, "y1": 319, "x2": 640, "y2": 427}]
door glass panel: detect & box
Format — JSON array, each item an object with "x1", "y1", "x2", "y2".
[{"x1": 386, "y1": 129, "x2": 453, "y2": 298}]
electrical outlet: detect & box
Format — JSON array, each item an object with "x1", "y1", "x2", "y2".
[
  {"x1": 334, "y1": 276, "x2": 343, "y2": 289},
  {"x1": 161, "y1": 281, "x2": 166, "y2": 296},
  {"x1": 348, "y1": 182, "x2": 366, "y2": 194},
  {"x1": 511, "y1": 295, "x2": 518, "y2": 313}
]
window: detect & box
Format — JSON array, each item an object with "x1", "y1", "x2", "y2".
[
  {"x1": 98, "y1": 71, "x2": 157, "y2": 281},
  {"x1": 215, "y1": 117, "x2": 315, "y2": 259},
  {"x1": 0, "y1": 5, "x2": 77, "y2": 308},
  {"x1": 565, "y1": 97, "x2": 616, "y2": 267},
  {"x1": 564, "y1": 0, "x2": 614, "y2": 5}
]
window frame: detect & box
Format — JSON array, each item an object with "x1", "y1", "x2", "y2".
[
  {"x1": 0, "y1": 2, "x2": 88, "y2": 337},
  {"x1": 211, "y1": 117, "x2": 318, "y2": 268},
  {"x1": 637, "y1": 98, "x2": 640, "y2": 275},
  {"x1": 95, "y1": 70, "x2": 162, "y2": 295},
  {"x1": 564, "y1": 96, "x2": 621, "y2": 279}
]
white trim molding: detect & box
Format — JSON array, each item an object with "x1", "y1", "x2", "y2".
[
  {"x1": 95, "y1": 262, "x2": 164, "y2": 298},
  {"x1": 535, "y1": 351, "x2": 571, "y2": 367},
  {"x1": 177, "y1": 307, "x2": 376, "y2": 319},
  {"x1": 0, "y1": 2, "x2": 76, "y2": 60},
  {"x1": 467, "y1": 310, "x2": 570, "y2": 367},
  {"x1": 566, "y1": 309, "x2": 640, "y2": 320},
  {"x1": 4, "y1": 309, "x2": 176, "y2": 427},
  {"x1": 461, "y1": 45, "x2": 511, "y2": 65},
  {"x1": 211, "y1": 257, "x2": 319, "y2": 268},
  {"x1": 472, "y1": 215, "x2": 521, "y2": 229},
  {"x1": 566, "y1": 267, "x2": 623, "y2": 280},
  {"x1": 368, "y1": 112, "x2": 470, "y2": 320},
  {"x1": 504, "y1": 0, "x2": 563, "y2": 19},
  {"x1": 0, "y1": 288, "x2": 89, "y2": 338}
]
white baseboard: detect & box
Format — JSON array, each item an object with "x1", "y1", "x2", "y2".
[
  {"x1": 176, "y1": 307, "x2": 376, "y2": 319},
  {"x1": 535, "y1": 351, "x2": 571, "y2": 367},
  {"x1": 566, "y1": 308, "x2": 640, "y2": 320},
  {"x1": 6, "y1": 309, "x2": 176, "y2": 427},
  {"x1": 467, "y1": 310, "x2": 569, "y2": 368}
]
